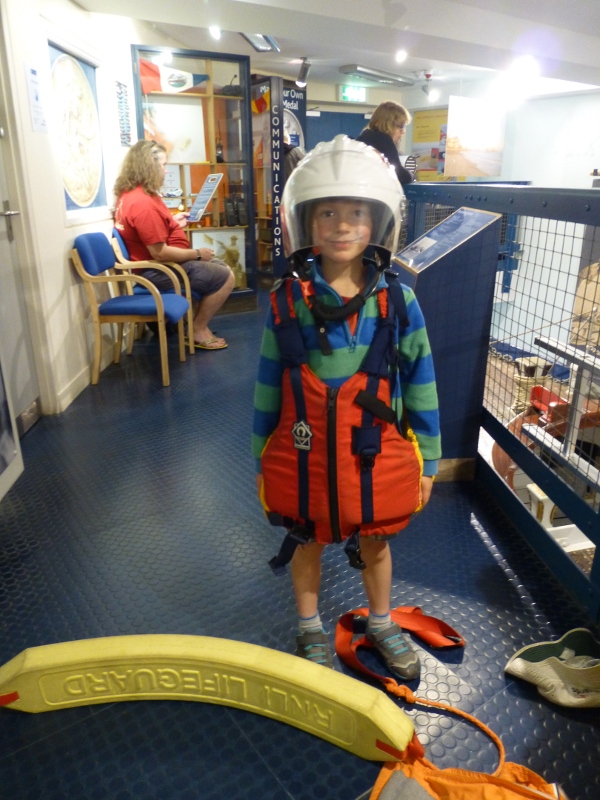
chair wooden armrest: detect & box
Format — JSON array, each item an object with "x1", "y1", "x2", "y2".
[
  {"x1": 112, "y1": 260, "x2": 182, "y2": 295},
  {"x1": 111, "y1": 235, "x2": 194, "y2": 354}
]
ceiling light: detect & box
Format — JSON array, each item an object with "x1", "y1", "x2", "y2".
[
  {"x1": 209, "y1": 26, "x2": 221, "y2": 40},
  {"x1": 240, "y1": 33, "x2": 281, "y2": 52},
  {"x1": 428, "y1": 88, "x2": 440, "y2": 103},
  {"x1": 508, "y1": 54, "x2": 540, "y2": 79},
  {"x1": 296, "y1": 58, "x2": 311, "y2": 88},
  {"x1": 339, "y1": 65, "x2": 414, "y2": 87},
  {"x1": 395, "y1": 50, "x2": 408, "y2": 64},
  {"x1": 151, "y1": 51, "x2": 172, "y2": 66}
]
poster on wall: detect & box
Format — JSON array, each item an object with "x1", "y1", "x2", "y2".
[
  {"x1": 192, "y1": 228, "x2": 247, "y2": 290},
  {"x1": 445, "y1": 96, "x2": 506, "y2": 178},
  {"x1": 412, "y1": 108, "x2": 449, "y2": 182},
  {"x1": 283, "y1": 83, "x2": 306, "y2": 150},
  {"x1": 143, "y1": 95, "x2": 207, "y2": 163},
  {"x1": 49, "y1": 44, "x2": 107, "y2": 212}
]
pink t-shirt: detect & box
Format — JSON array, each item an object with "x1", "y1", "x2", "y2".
[{"x1": 114, "y1": 185, "x2": 189, "y2": 261}]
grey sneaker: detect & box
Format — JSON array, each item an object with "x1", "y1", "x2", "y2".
[
  {"x1": 295, "y1": 631, "x2": 334, "y2": 668},
  {"x1": 367, "y1": 622, "x2": 420, "y2": 680}
]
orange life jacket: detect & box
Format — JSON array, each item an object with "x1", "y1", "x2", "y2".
[{"x1": 261, "y1": 273, "x2": 423, "y2": 568}]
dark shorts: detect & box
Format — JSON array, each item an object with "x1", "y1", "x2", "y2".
[{"x1": 139, "y1": 259, "x2": 231, "y2": 297}]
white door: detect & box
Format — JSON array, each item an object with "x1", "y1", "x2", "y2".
[
  {"x1": 0, "y1": 123, "x2": 40, "y2": 432},
  {"x1": 0, "y1": 127, "x2": 24, "y2": 501},
  {"x1": 0, "y1": 105, "x2": 37, "y2": 500}
]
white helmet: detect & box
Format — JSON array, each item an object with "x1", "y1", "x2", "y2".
[{"x1": 281, "y1": 134, "x2": 404, "y2": 263}]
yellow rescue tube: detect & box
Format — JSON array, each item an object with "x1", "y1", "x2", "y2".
[{"x1": 0, "y1": 635, "x2": 414, "y2": 762}]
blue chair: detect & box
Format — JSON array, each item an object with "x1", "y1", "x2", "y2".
[
  {"x1": 112, "y1": 228, "x2": 199, "y2": 355},
  {"x1": 71, "y1": 232, "x2": 189, "y2": 387}
]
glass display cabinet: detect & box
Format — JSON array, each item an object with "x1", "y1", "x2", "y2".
[{"x1": 131, "y1": 46, "x2": 257, "y2": 309}]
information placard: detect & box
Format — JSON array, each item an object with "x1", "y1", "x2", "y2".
[
  {"x1": 188, "y1": 173, "x2": 223, "y2": 222},
  {"x1": 394, "y1": 207, "x2": 501, "y2": 273}
]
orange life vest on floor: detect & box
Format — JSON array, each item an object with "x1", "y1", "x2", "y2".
[{"x1": 261, "y1": 273, "x2": 423, "y2": 565}]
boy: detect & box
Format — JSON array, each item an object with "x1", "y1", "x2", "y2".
[{"x1": 252, "y1": 136, "x2": 440, "y2": 679}]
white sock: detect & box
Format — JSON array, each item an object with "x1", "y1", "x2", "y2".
[
  {"x1": 298, "y1": 612, "x2": 323, "y2": 634},
  {"x1": 367, "y1": 611, "x2": 392, "y2": 632}
]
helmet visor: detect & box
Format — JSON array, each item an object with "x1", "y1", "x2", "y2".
[{"x1": 282, "y1": 196, "x2": 401, "y2": 258}]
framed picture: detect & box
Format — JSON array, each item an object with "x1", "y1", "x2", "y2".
[
  {"x1": 143, "y1": 95, "x2": 207, "y2": 163},
  {"x1": 48, "y1": 43, "x2": 107, "y2": 213},
  {"x1": 192, "y1": 228, "x2": 247, "y2": 290}
]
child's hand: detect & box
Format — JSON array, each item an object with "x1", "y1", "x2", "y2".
[
  {"x1": 420, "y1": 476, "x2": 434, "y2": 507},
  {"x1": 256, "y1": 474, "x2": 263, "y2": 497}
]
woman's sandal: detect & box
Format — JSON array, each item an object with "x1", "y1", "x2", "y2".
[{"x1": 194, "y1": 337, "x2": 228, "y2": 350}]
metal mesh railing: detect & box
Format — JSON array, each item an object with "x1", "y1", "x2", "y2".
[{"x1": 485, "y1": 216, "x2": 600, "y2": 570}]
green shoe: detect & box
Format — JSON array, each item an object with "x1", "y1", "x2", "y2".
[
  {"x1": 367, "y1": 622, "x2": 420, "y2": 681},
  {"x1": 295, "y1": 631, "x2": 334, "y2": 668}
]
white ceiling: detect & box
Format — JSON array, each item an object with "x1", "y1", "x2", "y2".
[{"x1": 77, "y1": 0, "x2": 600, "y2": 91}]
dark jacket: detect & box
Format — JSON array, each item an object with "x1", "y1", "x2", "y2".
[
  {"x1": 283, "y1": 143, "x2": 305, "y2": 182},
  {"x1": 356, "y1": 128, "x2": 413, "y2": 186}
]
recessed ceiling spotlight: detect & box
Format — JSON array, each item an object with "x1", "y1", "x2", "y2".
[
  {"x1": 209, "y1": 26, "x2": 221, "y2": 40},
  {"x1": 509, "y1": 54, "x2": 540, "y2": 79},
  {"x1": 395, "y1": 49, "x2": 408, "y2": 64}
]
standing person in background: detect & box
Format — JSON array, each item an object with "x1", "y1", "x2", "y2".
[
  {"x1": 283, "y1": 132, "x2": 306, "y2": 183},
  {"x1": 114, "y1": 140, "x2": 235, "y2": 350},
  {"x1": 356, "y1": 101, "x2": 413, "y2": 186}
]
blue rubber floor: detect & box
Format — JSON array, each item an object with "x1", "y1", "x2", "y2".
[{"x1": 1, "y1": 293, "x2": 599, "y2": 800}]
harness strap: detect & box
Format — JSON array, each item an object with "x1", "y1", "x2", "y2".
[
  {"x1": 343, "y1": 531, "x2": 366, "y2": 570},
  {"x1": 271, "y1": 279, "x2": 307, "y2": 368},
  {"x1": 268, "y1": 523, "x2": 314, "y2": 575},
  {"x1": 335, "y1": 608, "x2": 506, "y2": 776},
  {"x1": 354, "y1": 389, "x2": 397, "y2": 424}
]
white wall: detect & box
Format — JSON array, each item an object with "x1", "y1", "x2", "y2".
[
  {"x1": 0, "y1": 0, "x2": 185, "y2": 413},
  {"x1": 501, "y1": 91, "x2": 600, "y2": 187}
]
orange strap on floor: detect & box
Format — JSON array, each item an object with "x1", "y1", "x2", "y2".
[
  {"x1": 335, "y1": 606, "x2": 506, "y2": 776},
  {"x1": 335, "y1": 606, "x2": 464, "y2": 671}
]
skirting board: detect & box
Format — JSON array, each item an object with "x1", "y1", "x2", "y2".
[{"x1": 437, "y1": 458, "x2": 475, "y2": 482}]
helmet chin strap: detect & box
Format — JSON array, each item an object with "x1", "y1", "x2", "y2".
[{"x1": 289, "y1": 248, "x2": 392, "y2": 356}]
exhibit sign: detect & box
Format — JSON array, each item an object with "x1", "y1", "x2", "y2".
[
  {"x1": 271, "y1": 80, "x2": 286, "y2": 276},
  {"x1": 412, "y1": 108, "x2": 448, "y2": 181},
  {"x1": 283, "y1": 83, "x2": 306, "y2": 150},
  {"x1": 394, "y1": 207, "x2": 502, "y2": 272}
]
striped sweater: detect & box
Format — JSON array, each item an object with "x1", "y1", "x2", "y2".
[{"x1": 252, "y1": 261, "x2": 441, "y2": 475}]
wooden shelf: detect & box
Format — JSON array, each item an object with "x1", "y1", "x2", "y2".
[{"x1": 143, "y1": 90, "x2": 208, "y2": 98}]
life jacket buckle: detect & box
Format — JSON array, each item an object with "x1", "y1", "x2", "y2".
[{"x1": 360, "y1": 454, "x2": 376, "y2": 472}]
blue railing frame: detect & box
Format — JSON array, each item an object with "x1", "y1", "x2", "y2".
[{"x1": 403, "y1": 182, "x2": 600, "y2": 621}]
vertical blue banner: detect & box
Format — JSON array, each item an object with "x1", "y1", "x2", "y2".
[{"x1": 270, "y1": 78, "x2": 287, "y2": 277}]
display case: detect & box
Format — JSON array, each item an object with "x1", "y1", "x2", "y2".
[{"x1": 131, "y1": 46, "x2": 256, "y2": 308}]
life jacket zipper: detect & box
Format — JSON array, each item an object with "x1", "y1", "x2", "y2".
[{"x1": 327, "y1": 386, "x2": 341, "y2": 543}]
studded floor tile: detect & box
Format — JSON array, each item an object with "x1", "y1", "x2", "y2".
[{"x1": 1, "y1": 295, "x2": 599, "y2": 799}]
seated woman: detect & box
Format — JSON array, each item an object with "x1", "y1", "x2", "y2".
[
  {"x1": 114, "y1": 140, "x2": 234, "y2": 350},
  {"x1": 356, "y1": 101, "x2": 413, "y2": 186}
]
